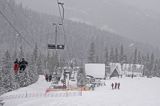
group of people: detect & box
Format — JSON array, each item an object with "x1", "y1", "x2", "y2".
[
  {"x1": 111, "y1": 82, "x2": 120, "y2": 90},
  {"x1": 14, "y1": 58, "x2": 28, "y2": 74},
  {"x1": 45, "y1": 74, "x2": 52, "y2": 82}
]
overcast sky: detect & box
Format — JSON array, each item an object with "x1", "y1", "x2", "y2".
[
  {"x1": 15, "y1": 0, "x2": 160, "y2": 47},
  {"x1": 16, "y1": 0, "x2": 160, "y2": 15}
]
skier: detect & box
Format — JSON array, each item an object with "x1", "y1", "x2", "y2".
[
  {"x1": 48, "y1": 74, "x2": 52, "y2": 82},
  {"x1": 13, "y1": 58, "x2": 19, "y2": 74},
  {"x1": 111, "y1": 83, "x2": 114, "y2": 89},
  {"x1": 45, "y1": 74, "x2": 49, "y2": 82},
  {"x1": 115, "y1": 82, "x2": 118, "y2": 89},
  {"x1": 19, "y1": 58, "x2": 28, "y2": 72},
  {"x1": 90, "y1": 84, "x2": 95, "y2": 90},
  {"x1": 118, "y1": 82, "x2": 120, "y2": 89}
]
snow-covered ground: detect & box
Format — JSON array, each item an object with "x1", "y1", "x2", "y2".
[{"x1": 1, "y1": 76, "x2": 160, "y2": 106}]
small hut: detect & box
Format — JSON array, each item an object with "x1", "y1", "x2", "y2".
[
  {"x1": 110, "y1": 68, "x2": 119, "y2": 78},
  {"x1": 109, "y1": 63, "x2": 122, "y2": 78}
]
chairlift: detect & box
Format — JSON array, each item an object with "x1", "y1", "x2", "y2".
[
  {"x1": 13, "y1": 34, "x2": 29, "y2": 73},
  {"x1": 48, "y1": 44, "x2": 64, "y2": 50},
  {"x1": 48, "y1": 44, "x2": 56, "y2": 49}
]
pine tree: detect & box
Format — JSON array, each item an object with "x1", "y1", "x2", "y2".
[
  {"x1": 1, "y1": 50, "x2": 16, "y2": 91},
  {"x1": 119, "y1": 44, "x2": 124, "y2": 63},
  {"x1": 141, "y1": 54, "x2": 146, "y2": 76},
  {"x1": 157, "y1": 59, "x2": 160, "y2": 77},
  {"x1": 123, "y1": 55, "x2": 128, "y2": 63},
  {"x1": 150, "y1": 53, "x2": 155, "y2": 76},
  {"x1": 141, "y1": 55, "x2": 145, "y2": 65},
  {"x1": 0, "y1": 65, "x2": 5, "y2": 94},
  {"x1": 31, "y1": 50, "x2": 39, "y2": 83},
  {"x1": 46, "y1": 51, "x2": 50, "y2": 70},
  {"x1": 26, "y1": 53, "x2": 38, "y2": 85},
  {"x1": 153, "y1": 59, "x2": 158, "y2": 77},
  {"x1": 88, "y1": 42, "x2": 96, "y2": 63},
  {"x1": 12, "y1": 50, "x2": 17, "y2": 61},
  {"x1": 59, "y1": 58, "x2": 65, "y2": 68},
  {"x1": 138, "y1": 51, "x2": 142, "y2": 64},
  {"x1": 115, "y1": 48, "x2": 119, "y2": 63},
  {"x1": 18, "y1": 71, "x2": 29, "y2": 87},
  {"x1": 105, "y1": 47, "x2": 109, "y2": 65},
  {"x1": 0, "y1": 75, "x2": 6, "y2": 94},
  {"x1": 33, "y1": 43, "x2": 38, "y2": 64},
  {"x1": 47, "y1": 52, "x2": 52, "y2": 74},
  {"x1": 109, "y1": 47, "x2": 114, "y2": 63},
  {"x1": 133, "y1": 48, "x2": 138, "y2": 64},
  {"x1": 37, "y1": 53, "x2": 43, "y2": 75},
  {"x1": 96, "y1": 55, "x2": 99, "y2": 63},
  {"x1": 144, "y1": 54, "x2": 150, "y2": 77},
  {"x1": 0, "y1": 70, "x2": 3, "y2": 87},
  {"x1": 18, "y1": 46, "x2": 24, "y2": 60}
]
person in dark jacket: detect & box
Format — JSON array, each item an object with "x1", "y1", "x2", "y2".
[
  {"x1": 45, "y1": 74, "x2": 49, "y2": 82},
  {"x1": 48, "y1": 74, "x2": 52, "y2": 82},
  {"x1": 14, "y1": 58, "x2": 19, "y2": 74},
  {"x1": 115, "y1": 82, "x2": 118, "y2": 89},
  {"x1": 19, "y1": 58, "x2": 28, "y2": 71},
  {"x1": 117, "y1": 82, "x2": 120, "y2": 89},
  {"x1": 111, "y1": 83, "x2": 114, "y2": 90}
]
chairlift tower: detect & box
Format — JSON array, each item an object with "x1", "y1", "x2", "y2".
[
  {"x1": 47, "y1": 1, "x2": 65, "y2": 75},
  {"x1": 48, "y1": 1, "x2": 65, "y2": 51}
]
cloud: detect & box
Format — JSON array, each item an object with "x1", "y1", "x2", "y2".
[
  {"x1": 65, "y1": 7, "x2": 89, "y2": 15},
  {"x1": 101, "y1": 25, "x2": 117, "y2": 33},
  {"x1": 69, "y1": 17, "x2": 93, "y2": 25},
  {"x1": 129, "y1": 43, "x2": 135, "y2": 47}
]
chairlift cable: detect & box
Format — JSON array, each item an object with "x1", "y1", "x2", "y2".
[
  {"x1": 6, "y1": 2, "x2": 36, "y2": 47},
  {"x1": 0, "y1": 4, "x2": 45, "y2": 55},
  {"x1": 0, "y1": 9, "x2": 33, "y2": 49}
]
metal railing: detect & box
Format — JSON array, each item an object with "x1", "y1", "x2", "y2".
[{"x1": 0, "y1": 91, "x2": 82, "y2": 100}]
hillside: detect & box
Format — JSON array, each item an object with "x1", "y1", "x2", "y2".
[
  {"x1": 15, "y1": 0, "x2": 160, "y2": 47},
  {"x1": 0, "y1": 0, "x2": 159, "y2": 61}
]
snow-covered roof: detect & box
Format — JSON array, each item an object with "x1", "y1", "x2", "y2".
[
  {"x1": 109, "y1": 63, "x2": 122, "y2": 75},
  {"x1": 85, "y1": 64, "x2": 105, "y2": 78},
  {"x1": 122, "y1": 64, "x2": 144, "y2": 72}
]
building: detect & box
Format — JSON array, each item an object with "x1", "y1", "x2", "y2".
[
  {"x1": 106, "y1": 63, "x2": 144, "y2": 78},
  {"x1": 108, "y1": 63, "x2": 123, "y2": 78},
  {"x1": 122, "y1": 64, "x2": 144, "y2": 77},
  {"x1": 85, "y1": 63, "x2": 106, "y2": 79}
]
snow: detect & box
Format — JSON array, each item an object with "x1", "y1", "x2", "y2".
[
  {"x1": 1, "y1": 76, "x2": 160, "y2": 106},
  {"x1": 85, "y1": 64, "x2": 105, "y2": 78}
]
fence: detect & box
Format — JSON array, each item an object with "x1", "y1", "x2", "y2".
[{"x1": 0, "y1": 91, "x2": 82, "y2": 100}]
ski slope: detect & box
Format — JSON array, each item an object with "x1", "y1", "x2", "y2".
[{"x1": 1, "y1": 76, "x2": 160, "y2": 106}]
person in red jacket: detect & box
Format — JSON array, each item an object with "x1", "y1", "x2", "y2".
[{"x1": 14, "y1": 58, "x2": 19, "y2": 74}]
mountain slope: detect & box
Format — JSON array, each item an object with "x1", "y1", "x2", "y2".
[
  {"x1": 0, "y1": 0, "x2": 159, "y2": 60},
  {"x1": 16, "y1": 0, "x2": 160, "y2": 47},
  {"x1": 65, "y1": 0, "x2": 160, "y2": 46}
]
